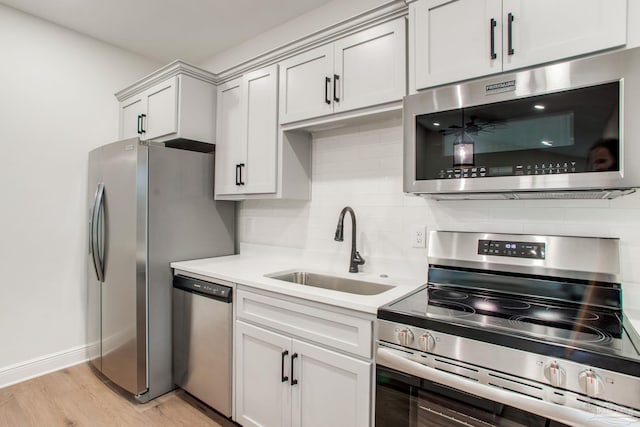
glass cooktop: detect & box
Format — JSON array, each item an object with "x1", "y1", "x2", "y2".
[{"x1": 378, "y1": 285, "x2": 640, "y2": 377}]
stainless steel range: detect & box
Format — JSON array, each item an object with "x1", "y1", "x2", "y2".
[{"x1": 376, "y1": 231, "x2": 640, "y2": 427}]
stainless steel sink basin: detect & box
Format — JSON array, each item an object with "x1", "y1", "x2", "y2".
[{"x1": 267, "y1": 271, "x2": 394, "y2": 295}]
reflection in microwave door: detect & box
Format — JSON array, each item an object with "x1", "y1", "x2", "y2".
[{"x1": 453, "y1": 142, "x2": 474, "y2": 166}]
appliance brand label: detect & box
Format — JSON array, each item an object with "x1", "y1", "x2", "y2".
[{"x1": 486, "y1": 80, "x2": 516, "y2": 95}]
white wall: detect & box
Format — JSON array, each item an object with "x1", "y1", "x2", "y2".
[
  {"x1": 238, "y1": 119, "x2": 640, "y2": 310},
  {"x1": 0, "y1": 4, "x2": 160, "y2": 386}
]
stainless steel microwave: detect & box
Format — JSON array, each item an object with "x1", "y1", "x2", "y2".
[{"x1": 403, "y1": 47, "x2": 640, "y2": 200}]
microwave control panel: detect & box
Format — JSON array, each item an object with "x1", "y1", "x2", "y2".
[{"x1": 439, "y1": 162, "x2": 578, "y2": 179}]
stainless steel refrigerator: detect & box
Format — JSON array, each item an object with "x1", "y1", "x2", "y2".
[{"x1": 87, "y1": 138, "x2": 234, "y2": 402}]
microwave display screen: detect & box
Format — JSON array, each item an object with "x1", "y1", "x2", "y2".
[{"x1": 414, "y1": 82, "x2": 619, "y2": 180}]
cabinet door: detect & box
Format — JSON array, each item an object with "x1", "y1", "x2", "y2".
[
  {"x1": 291, "y1": 340, "x2": 371, "y2": 427},
  {"x1": 243, "y1": 65, "x2": 278, "y2": 194},
  {"x1": 235, "y1": 321, "x2": 292, "y2": 427},
  {"x1": 333, "y1": 18, "x2": 406, "y2": 113},
  {"x1": 215, "y1": 78, "x2": 243, "y2": 197},
  {"x1": 414, "y1": 0, "x2": 502, "y2": 90},
  {"x1": 144, "y1": 76, "x2": 178, "y2": 141},
  {"x1": 119, "y1": 96, "x2": 145, "y2": 140},
  {"x1": 279, "y1": 44, "x2": 334, "y2": 124},
  {"x1": 502, "y1": 0, "x2": 626, "y2": 71}
]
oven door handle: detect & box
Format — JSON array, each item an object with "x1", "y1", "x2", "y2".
[{"x1": 376, "y1": 346, "x2": 640, "y2": 427}]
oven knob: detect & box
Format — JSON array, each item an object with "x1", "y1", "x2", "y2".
[
  {"x1": 418, "y1": 332, "x2": 436, "y2": 352},
  {"x1": 543, "y1": 361, "x2": 566, "y2": 387},
  {"x1": 578, "y1": 369, "x2": 604, "y2": 398},
  {"x1": 396, "y1": 328, "x2": 414, "y2": 346}
]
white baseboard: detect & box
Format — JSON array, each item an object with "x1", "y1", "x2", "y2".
[{"x1": 0, "y1": 343, "x2": 99, "y2": 389}]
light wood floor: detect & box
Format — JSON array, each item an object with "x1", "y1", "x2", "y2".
[{"x1": 0, "y1": 363, "x2": 235, "y2": 427}]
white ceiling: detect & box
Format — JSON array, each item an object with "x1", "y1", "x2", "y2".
[{"x1": 0, "y1": 0, "x2": 334, "y2": 63}]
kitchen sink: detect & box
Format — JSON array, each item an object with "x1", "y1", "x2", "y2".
[{"x1": 266, "y1": 271, "x2": 394, "y2": 295}]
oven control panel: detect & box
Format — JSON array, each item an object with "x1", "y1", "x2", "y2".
[
  {"x1": 478, "y1": 239, "x2": 545, "y2": 259},
  {"x1": 376, "y1": 319, "x2": 640, "y2": 417}
]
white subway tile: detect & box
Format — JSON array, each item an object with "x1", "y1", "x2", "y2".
[{"x1": 238, "y1": 121, "x2": 640, "y2": 283}]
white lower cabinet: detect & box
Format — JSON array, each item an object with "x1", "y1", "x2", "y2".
[
  {"x1": 235, "y1": 321, "x2": 291, "y2": 427},
  {"x1": 234, "y1": 289, "x2": 373, "y2": 427},
  {"x1": 235, "y1": 320, "x2": 371, "y2": 427},
  {"x1": 291, "y1": 339, "x2": 371, "y2": 427}
]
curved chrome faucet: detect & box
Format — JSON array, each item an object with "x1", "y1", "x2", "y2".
[{"x1": 334, "y1": 206, "x2": 365, "y2": 273}]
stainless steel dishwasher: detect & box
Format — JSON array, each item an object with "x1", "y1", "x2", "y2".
[{"x1": 172, "y1": 274, "x2": 232, "y2": 417}]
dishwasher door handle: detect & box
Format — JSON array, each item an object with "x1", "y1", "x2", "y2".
[{"x1": 281, "y1": 350, "x2": 289, "y2": 383}]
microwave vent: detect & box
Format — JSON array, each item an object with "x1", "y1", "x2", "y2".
[{"x1": 425, "y1": 189, "x2": 635, "y2": 201}]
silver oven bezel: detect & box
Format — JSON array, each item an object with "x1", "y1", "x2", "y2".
[{"x1": 403, "y1": 47, "x2": 640, "y2": 196}]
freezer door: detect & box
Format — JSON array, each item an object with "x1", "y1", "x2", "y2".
[
  {"x1": 87, "y1": 148, "x2": 103, "y2": 372},
  {"x1": 99, "y1": 139, "x2": 148, "y2": 396}
]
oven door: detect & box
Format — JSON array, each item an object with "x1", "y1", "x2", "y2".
[{"x1": 376, "y1": 365, "x2": 569, "y2": 427}]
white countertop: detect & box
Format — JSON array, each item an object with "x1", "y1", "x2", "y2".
[
  {"x1": 171, "y1": 244, "x2": 426, "y2": 314},
  {"x1": 626, "y1": 309, "x2": 640, "y2": 338}
]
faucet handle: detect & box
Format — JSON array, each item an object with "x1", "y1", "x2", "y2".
[{"x1": 353, "y1": 251, "x2": 365, "y2": 266}]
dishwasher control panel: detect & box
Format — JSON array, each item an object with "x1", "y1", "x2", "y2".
[{"x1": 173, "y1": 275, "x2": 232, "y2": 302}]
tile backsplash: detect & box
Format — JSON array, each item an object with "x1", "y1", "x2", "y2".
[{"x1": 238, "y1": 117, "x2": 640, "y2": 308}]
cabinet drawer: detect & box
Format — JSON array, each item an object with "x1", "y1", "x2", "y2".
[{"x1": 236, "y1": 289, "x2": 372, "y2": 358}]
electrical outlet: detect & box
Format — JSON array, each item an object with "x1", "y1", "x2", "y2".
[{"x1": 412, "y1": 225, "x2": 426, "y2": 248}]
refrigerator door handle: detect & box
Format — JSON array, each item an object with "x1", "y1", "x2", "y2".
[
  {"x1": 91, "y1": 183, "x2": 105, "y2": 282},
  {"x1": 89, "y1": 189, "x2": 96, "y2": 256}
]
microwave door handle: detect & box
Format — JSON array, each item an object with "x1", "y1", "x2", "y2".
[
  {"x1": 91, "y1": 183, "x2": 105, "y2": 282},
  {"x1": 376, "y1": 346, "x2": 628, "y2": 427}
]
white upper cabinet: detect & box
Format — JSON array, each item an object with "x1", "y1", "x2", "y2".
[
  {"x1": 144, "y1": 77, "x2": 178, "y2": 141},
  {"x1": 414, "y1": 0, "x2": 502, "y2": 90},
  {"x1": 215, "y1": 66, "x2": 278, "y2": 198},
  {"x1": 116, "y1": 62, "x2": 217, "y2": 143},
  {"x1": 120, "y1": 96, "x2": 146, "y2": 140},
  {"x1": 502, "y1": 0, "x2": 627, "y2": 71},
  {"x1": 333, "y1": 20, "x2": 407, "y2": 114},
  {"x1": 215, "y1": 65, "x2": 310, "y2": 200},
  {"x1": 278, "y1": 45, "x2": 334, "y2": 125},
  {"x1": 242, "y1": 66, "x2": 279, "y2": 194},
  {"x1": 412, "y1": 0, "x2": 627, "y2": 90},
  {"x1": 214, "y1": 78, "x2": 243, "y2": 196},
  {"x1": 279, "y1": 18, "x2": 406, "y2": 124}
]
